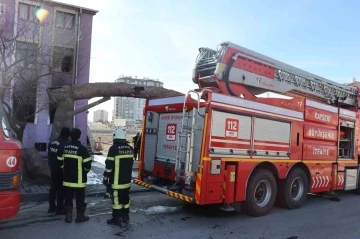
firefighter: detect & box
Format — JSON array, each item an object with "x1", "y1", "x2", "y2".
[
  {"x1": 58, "y1": 128, "x2": 92, "y2": 223},
  {"x1": 103, "y1": 128, "x2": 134, "y2": 225},
  {"x1": 133, "y1": 132, "x2": 140, "y2": 160},
  {"x1": 47, "y1": 127, "x2": 70, "y2": 215},
  {"x1": 135, "y1": 132, "x2": 141, "y2": 160}
]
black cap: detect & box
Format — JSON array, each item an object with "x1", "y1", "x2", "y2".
[
  {"x1": 60, "y1": 127, "x2": 70, "y2": 138},
  {"x1": 70, "y1": 128, "x2": 81, "y2": 140}
]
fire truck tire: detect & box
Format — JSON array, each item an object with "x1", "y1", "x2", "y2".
[
  {"x1": 244, "y1": 169, "x2": 277, "y2": 217},
  {"x1": 277, "y1": 168, "x2": 308, "y2": 209}
]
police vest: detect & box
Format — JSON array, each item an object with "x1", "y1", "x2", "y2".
[{"x1": 48, "y1": 136, "x2": 68, "y2": 170}]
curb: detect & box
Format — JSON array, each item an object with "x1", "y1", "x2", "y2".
[
  {"x1": 21, "y1": 188, "x2": 151, "y2": 202},
  {"x1": 21, "y1": 184, "x2": 151, "y2": 202}
]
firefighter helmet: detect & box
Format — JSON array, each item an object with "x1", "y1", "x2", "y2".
[{"x1": 113, "y1": 127, "x2": 126, "y2": 140}]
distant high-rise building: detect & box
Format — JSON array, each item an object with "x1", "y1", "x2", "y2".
[
  {"x1": 93, "y1": 109, "x2": 109, "y2": 122},
  {"x1": 113, "y1": 76, "x2": 164, "y2": 120}
]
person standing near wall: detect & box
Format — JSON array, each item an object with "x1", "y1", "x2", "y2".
[{"x1": 47, "y1": 127, "x2": 70, "y2": 215}]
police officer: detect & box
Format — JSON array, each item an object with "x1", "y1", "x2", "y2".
[
  {"x1": 58, "y1": 128, "x2": 92, "y2": 223},
  {"x1": 103, "y1": 128, "x2": 134, "y2": 225},
  {"x1": 47, "y1": 127, "x2": 70, "y2": 215}
]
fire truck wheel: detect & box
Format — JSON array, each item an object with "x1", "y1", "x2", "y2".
[
  {"x1": 244, "y1": 169, "x2": 277, "y2": 217},
  {"x1": 277, "y1": 168, "x2": 308, "y2": 209}
]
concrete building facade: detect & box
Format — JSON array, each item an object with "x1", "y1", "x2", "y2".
[
  {"x1": 113, "y1": 76, "x2": 163, "y2": 121},
  {"x1": 0, "y1": 0, "x2": 97, "y2": 151},
  {"x1": 93, "y1": 109, "x2": 108, "y2": 122}
]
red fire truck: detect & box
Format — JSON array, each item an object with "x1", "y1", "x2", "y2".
[
  {"x1": 133, "y1": 41, "x2": 360, "y2": 217},
  {"x1": 0, "y1": 105, "x2": 22, "y2": 220}
]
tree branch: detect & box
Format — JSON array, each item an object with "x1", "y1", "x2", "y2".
[
  {"x1": 73, "y1": 96, "x2": 110, "y2": 115},
  {"x1": 62, "y1": 82, "x2": 184, "y2": 100}
]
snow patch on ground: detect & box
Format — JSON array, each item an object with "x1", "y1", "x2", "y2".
[
  {"x1": 87, "y1": 170, "x2": 102, "y2": 185},
  {"x1": 138, "y1": 206, "x2": 181, "y2": 215},
  {"x1": 93, "y1": 155, "x2": 138, "y2": 179},
  {"x1": 93, "y1": 155, "x2": 106, "y2": 165}
]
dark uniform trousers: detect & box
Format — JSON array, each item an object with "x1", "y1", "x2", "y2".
[
  {"x1": 49, "y1": 169, "x2": 64, "y2": 208},
  {"x1": 64, "y1": 187, "x2": 86, "y2": 209},
  {"x1": 48, "y1": 136, "x2": 68, "y2": 210}
]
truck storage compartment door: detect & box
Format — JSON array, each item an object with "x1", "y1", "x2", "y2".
[
  {"x1": 253, "y1": 117, "x2": 290, "y2": 158},
  {"x1": 156, "y1": 112, "x2": 184, "y2": 164},
  {"x1": 210, "y1": 110, "x2": 252, "y2": 157},
  {"x1": 155, "y1": 109, "x2": 205, "y2": 178},
  {"x1": 143, "y1": 111, "x2": 160, "y2": 172}
]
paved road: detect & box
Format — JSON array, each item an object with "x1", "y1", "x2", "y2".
[{"x1": 1, "y1": 191, "x2": 360, "y2": 239}]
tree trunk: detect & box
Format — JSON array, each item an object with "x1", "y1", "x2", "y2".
[
  {"x1": 50, "y1": 85, "x2": 75, "y2": 140},
  {"x1": 49, "y1": 83, "x2": 184, "y2": 140}
]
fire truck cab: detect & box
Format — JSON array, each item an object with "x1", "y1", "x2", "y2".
[
  {"x1": 134, "y1": 41, "x2": 360, "y2": 217},
  {"x1": 0, "y1": 105, "x2": 22, "y2": 220}
]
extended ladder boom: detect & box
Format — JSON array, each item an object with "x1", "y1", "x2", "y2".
[{"x1": 193, "y1": 41, "x2": 359, "y2": 107}]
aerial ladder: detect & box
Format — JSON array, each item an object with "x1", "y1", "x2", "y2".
[
  {"x1": 192, "y1": 41, "x2": 360, "y2": 108},
  {"x1": 175, "y1": 41, "x2": 360, "y2": 188}
]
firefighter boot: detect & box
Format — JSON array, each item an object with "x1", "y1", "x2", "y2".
[
  {"x1": 75, "y1": 204, "x2": 89, "y2": 223},
  {"x1": 122, "y1": 214, "x2": 129, "y2": 224},
  {"x1": 48, "y1": 205, "x2": 56, "y2": 214},
  {"x1": 64, "y1": 206, "x2": 73, "y2": 223},
  {"x1": 107, "y1": 210, "x2": 121, "y2": 226},
  {"x1": 107, "y1": 218, "x2": 121, "y2": 226}
]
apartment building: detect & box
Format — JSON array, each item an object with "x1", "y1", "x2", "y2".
[
  {"x1": 113, "y1": 76, "x2": 164, "y2": 121},
  {"x1": 0, "y1": 0, "x2": 97, "y2": 150},
  {"x1": 93, "y1": 109, "x2": 109, "y2": 122}
]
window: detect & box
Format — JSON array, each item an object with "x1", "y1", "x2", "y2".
[
  {"x1": 0, "y1": 4, "x2": 6, "y2": 15},
  {"x1": 16, "y1": 41, "x2": 38, "y2": 66},
  {"x1": 35, "y1": 143, "x2": 47, "y2": 152},
  {"x1": 53, "y1": 47, "x2": 73, "y2": 72},
  {"x1": 147, "y1": 82, "x2": 155, "y2": 86},
  {"x1": 56, "y1": 11, "x2": 74, "y2": 29},
  {"x1": 2, "y1": 117, "x2": 10, "y2": 138},
  {"x1": 49, "y1": 102, "x2": 56, "y2": 124},
  {"x1": 19, "y1": 3, "x2": 38, "y2": 21}
]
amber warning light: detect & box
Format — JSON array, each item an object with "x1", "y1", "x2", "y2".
[{"x1": 12, "y1": 175, "x2": 21, "y2": 187}]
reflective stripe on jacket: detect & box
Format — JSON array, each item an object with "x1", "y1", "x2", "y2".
[
  {"x1": 103, "y1": 139, "x2": 134, "y2": 189},
  {"x1": 58, "y1": 139, "x2": 92, "y2": 188}
]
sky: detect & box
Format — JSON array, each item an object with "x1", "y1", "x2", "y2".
[{"x1": 58, "y1": 0, "x2": 360, "y2": 122}]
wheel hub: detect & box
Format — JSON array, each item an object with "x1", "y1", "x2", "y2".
[
  {"x1": 290, "y1": 177, "x2": 304, "y2": 201},
  {"x1": 254, "y1": 180, "x2": 272, "y2": 207}
]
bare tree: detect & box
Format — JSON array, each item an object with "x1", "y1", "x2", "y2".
[
  {"x1": 0, "y1": 2, "x2": 184, "y2": 144},
  {"x1": 0, "y1": 2, "x2": 90, "y2": 141}
]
